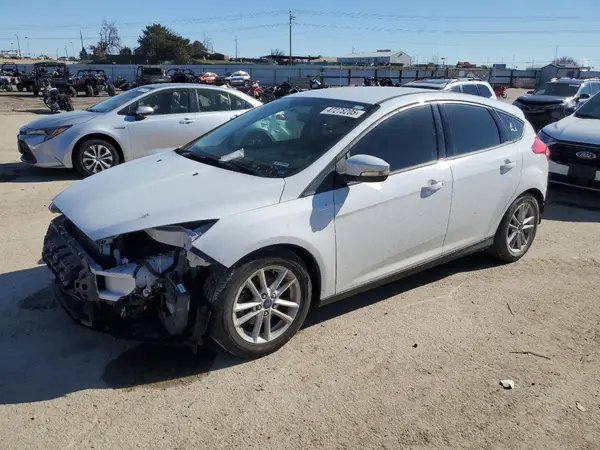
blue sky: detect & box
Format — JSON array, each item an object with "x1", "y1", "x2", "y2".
[{"x1": 1, "y1": 0, "x2": 599, "y2": 67}]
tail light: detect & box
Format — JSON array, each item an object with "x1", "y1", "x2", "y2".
[{"x1": 532, "y1": 136, "x2": 550, "y2": 160}]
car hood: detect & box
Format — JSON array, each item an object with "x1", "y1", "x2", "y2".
[
  {"x1": 20, "y1": 110, "x2": 100, "y2": 131},
  {"x1": 542, "y1": 114, "x2": 600, "y2": 144},
  {"x1": 516, "y1": 94, "x2": 568, "y2": 104},
  {"x1": 53, "y1": 150, "x2": 286, "y2": 240}
]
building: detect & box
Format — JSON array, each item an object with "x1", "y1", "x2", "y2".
[
  {"x1": 539, "y1": 63, "x2": 592, "y2": 84},
  {"x1": 338, "y1": 50, "x2": 411, "y2": 66}
]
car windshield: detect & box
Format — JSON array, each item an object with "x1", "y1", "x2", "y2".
[
  {"x1": 86, "y1": 86, "x2": 157, "y2": 113},
  {"x1": 143, "y1": 67, "x2": 163, "y2": 75},
  {"x1": 531, "y1": 83, "x2": 579, "y2": 97},
  {"x1": 176, "y1": 97, "x2": 376, "y2": 178},
  {"x1": 574, "y1": 92, "x2": 600, "y2": 119},
  {"x1": 232, "y1": 71, "x2": 247, "y2": 76}
]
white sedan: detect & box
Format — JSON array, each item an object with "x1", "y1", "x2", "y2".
[{"x1": 43, "y1": 87, "x2": 548, "y2": 358}]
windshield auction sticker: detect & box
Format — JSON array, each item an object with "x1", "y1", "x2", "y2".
[{"x1": 320, "y1": 107, "x2": 365, "y2": 118}]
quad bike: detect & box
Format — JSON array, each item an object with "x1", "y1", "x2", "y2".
[
  {"x1": 114, "y1": 76, "x2": 133, "y2": 91},
  {"x1": 41, "y1": 79, "x2": 74, "y2": 112},
  {"x1": 73, "y1": 69, "x2": 116, "y2": 97},
  {"x1": 32, "y1": 62, "x2": 76, "y2": 97},
  {"x1": 0, "y1": 63, "x2": 33, "y2": 92}
]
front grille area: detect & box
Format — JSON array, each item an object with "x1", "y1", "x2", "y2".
[
  {"x1": 18, "y1": 139, "x2": 36, "y2": 163},
  {"x1": 550, "y1": 173, "x2": 600, "y2": 190},
  {"x1": 550, "y1": 142, "x2": 600, "y2": 169}
]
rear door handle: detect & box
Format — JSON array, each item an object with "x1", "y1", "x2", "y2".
[
  {"x1": 500, "y1": 159, "x2": 517, "y2": 172},
  {"x1": 179, "y1": 119, "x2": 195, "y2": 124},
  {"x1": 230, "y1": 114, "x2": 239, "y2": 120},
  {"x1": 421, "y1": 179, "x2": 444, "y2": 195}
]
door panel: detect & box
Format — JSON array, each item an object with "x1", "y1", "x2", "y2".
[
  {"x1": 440, "y1": 102, "x2": 522, "y2": 254},
  {"x1": 334, "y1": 163, "x2": 453, "y2": 293}
]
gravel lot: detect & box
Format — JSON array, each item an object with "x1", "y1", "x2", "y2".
[{"x1": 1, "y1": 89, "x2": 600, "y2": 449}]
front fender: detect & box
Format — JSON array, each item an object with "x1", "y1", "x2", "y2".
[{"x1": 192, "y1": 192, "x2": 337, "y2": 299}]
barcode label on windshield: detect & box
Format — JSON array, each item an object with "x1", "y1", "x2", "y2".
[{"x1": 320, "y1": 107, "x2": 365, "y2": 118}]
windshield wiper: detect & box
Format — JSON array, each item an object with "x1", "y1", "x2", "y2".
[{"x1": 178, "y1": 150, "x2": 263, "y2": 176}]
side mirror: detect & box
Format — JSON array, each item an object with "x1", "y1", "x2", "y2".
[
  {"x1": 527, "y1": 90, "x2": 534, "y2": 94},
  {"x1": 135, "y1": 105, "x2": 154, "y2": 118},
  {"x1": 338, "y1": 154, "x2": 390, "y2": 183},
  {"x1": 579, "y1": 93, "x2": 590, "y2": 100}
]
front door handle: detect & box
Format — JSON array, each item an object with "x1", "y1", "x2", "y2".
[
  {"x1": 179, "y1": 119, "x2": 195, "y2": 124},
  {"x1": 500, "y1": 159, "x2": 517, "y2": 173},
  {"x1": 421, "y1": 179, "x2": 444, "y2": 196},
  {"x1": 230, "y1": 114, "x2": 239, "y2": 120}
]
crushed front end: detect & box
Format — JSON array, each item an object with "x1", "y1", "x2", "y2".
[{"x1": 42, "y1": 215, "x2": 214, "y2": 345}]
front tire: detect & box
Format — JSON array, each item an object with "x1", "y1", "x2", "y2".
[
  {"x1": 489, "y1": 194, "x2": 540, "y2": 263},
  {"x1": 73, "y1": 139, "x2": 120, "y2": 177},
  {"x1": 106, "y1": 84, "x2": 116, "y2": 96},
  {"x1": 205, "y1": 251, "x2": 313, "y2": 359},
  {"x1": 67, "y1": 86, "x2": 77, "y2": 98},
  {"x1": 85, "y1": 85, "x2": 93, "y2": 97}
]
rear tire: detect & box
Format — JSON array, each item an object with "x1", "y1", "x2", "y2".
[
  {"x1": 73, "y1": 139, "x2": 120, "y2": 177},
  {"x1": 106, "y1": 84, "x2": 116, "y2": 96},
  {"x1": 85, "y1": 85, "x2": 93, "y2": 97},
  {"x1": 67, "y1": 86, "x2": 77, "y2": 98},
  {"x1": 17, "y1": 83, "x2": 24, "y2": 92},
  {"x1": 6, "y1": 84, "x2": 13, "y2": 92},
  {"x1": 204, "y1": 251, "x2": 312, "y2": 359},
  {"x1": 489, "y1": 194, "x2": 540, "y2": 263}
]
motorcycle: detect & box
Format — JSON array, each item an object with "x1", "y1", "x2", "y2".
[
  {"x1": 310, "y1": 77, "x2": 328, "y2": 89},
  {"x1": 41, "y1": 79, "x2": 74, "y2": 112},
  {"x1": 493, "y1": 85, "x2": 508, "y2": 98},
  {"x1": 236, "y1": 80, "x2": 276, "y2": 103}
]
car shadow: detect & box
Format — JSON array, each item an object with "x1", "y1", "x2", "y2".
[
  {"x1": 304, "y1": 252, "x2": 497, "y2": 328},
  {"x1": 0, "y1": 265, "x2": 243, "y2": 405},
  {"x1": 544, "y1": 184, "x2": 600, "y2": 222},
  {"x1": 0, "y1": 162, "x2": 78, "y2": 183}
]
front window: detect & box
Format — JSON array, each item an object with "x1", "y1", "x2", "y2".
[
  {"x1": 232, "y1": 71, "x2": 248, "y2": 77},
  {"x1": 531, "y1": 83, "x2": 579, "y2": 97},
  {"x1": 87, "y1": 86, "x2": 157, "y2": 113},
  {"x1": 177, "y1": 97, "x2": 376, "y2": 178},
  {"x1": 574, "y1": 91, "x2": 600, "y2": 119},
  {"x1": 143, "y1": 67, "x2": 163, "y2": 76}
]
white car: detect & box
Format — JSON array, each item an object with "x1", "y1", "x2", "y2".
[
  {"x1": 539, "y1": 90, "x2": 600, "y2": 190},
  {"x1": 17, "y1": 84, "x2": 262, "y2": 177},
  {"x1": 403, "y1": 78, "x2": 497, "y2": 99},
  {"x1": 42, "y1": 87, "x2": 548, "y2": 358},
  {"x1": 228, "y1": 71, "x2": 251, "y2": 86}
]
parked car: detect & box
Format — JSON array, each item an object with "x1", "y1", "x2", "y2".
[
  {"x1": 513, "y1": 77, "x2": 600, "y2": 129},
  {"x1": 42, "y1": 87, "x2": 548, "y2": 358},
  {"x1": 135, "y1": 65, "x2": 171, "y2": 86},
  {"x1": 229, "y1": 70, "x2": 251, "y2": 86},
  {"x1": 539, "y1": 89, "x2": 600, "y2": 190},
  {"x1": 403, "y1": 78, "x2": 497, "y2": 99},
  {"x1": 199, "y1": 72, "x2": 219, "y2": 84},
  {"x1": 17, "y1": 84, "x2": 261, "y2": 176}
]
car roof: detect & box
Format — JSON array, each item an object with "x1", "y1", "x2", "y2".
[
  {"x1": 144, "y1": 83, "x2": 230, "y2": 90},
  {"x1": 293, "y1": 87, "x2": 431, "y2": 104},
  {"x1": 547, "y1": 78, "x2": 585, "y2": 84}
]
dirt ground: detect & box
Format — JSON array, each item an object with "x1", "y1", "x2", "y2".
[{"x1": 1, "y1": 89, "x2": 600, "y2": 450}]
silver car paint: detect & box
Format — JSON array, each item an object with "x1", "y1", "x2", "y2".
[{"x1": 18, "y1": 83, "x2": 261, "y2": 169}]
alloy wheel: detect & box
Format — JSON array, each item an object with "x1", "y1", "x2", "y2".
[
  {"x1": 232, "y1": 266, "x2": 302, "y2": 344},
  {"x1": 81, "y1": 145, "x2": 114, "y2": 174},
  {"x1": 507, "y1": 202, "x2": 536, "y2": 254}
]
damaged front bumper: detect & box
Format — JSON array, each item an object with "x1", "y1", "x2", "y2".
[{"x1": 42, "y1": 216, "x2": 212, "y2": 344}]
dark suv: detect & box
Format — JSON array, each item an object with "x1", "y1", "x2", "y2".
[{"x1": 513, "y1": 78, "x2": 600, "y2": 129}]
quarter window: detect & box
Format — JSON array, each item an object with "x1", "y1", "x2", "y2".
[
  {"x1": 579, "y1": 84, "x2": 592, "y2": 96},
  {"x1": 496, "y1": 111, "x2": 524, "y2": 141},
  {"x1": 441, "y1": 103, "x2": 501, "y2": 156},
  {"x1": 349, "y1": 105, "x2": 438, "y2": 172},
  {"x1": 127, "y1": 88, "x2": 191, "y2": 115},
  {"x1": 477, "y1": 84, "x2": 494, "y2": 98}
]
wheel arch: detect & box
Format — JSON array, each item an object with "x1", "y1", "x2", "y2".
[
  {"x1": 229, "y1": 244, "x2": 323, "y2": 305},
  {"x1": 521, "y1": 187, "x2": 545, "y2": 217},
  {"x1": 71, "y1": 133, "x2": 125, "y2": 167}
]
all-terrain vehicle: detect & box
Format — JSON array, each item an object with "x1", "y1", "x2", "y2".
[
  {"x1": 135, "y1": 65, "x2": 171, "y2": 86},
  {"x1": 166, "y1": 68, "x2": 197, "y2": 83},
  {"x1": 0, "y1": 63, "x2": 34, "y2": 92},
  {"x1": 32, "y1": 62, "x2": 76, "y2": 97},
  {"x1": 73, "y1": 69, "x2": 116, "y2": 97}
]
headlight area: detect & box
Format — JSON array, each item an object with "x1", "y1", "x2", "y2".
[
  {"x1": 21, "y1": 126, "x2": 72, "y2": 142},
  {"x1": 42, "y1": 216, "x2": 219, "y2": 342}
]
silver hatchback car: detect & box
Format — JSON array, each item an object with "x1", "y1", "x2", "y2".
[{"x1": 17, "y1": 83, "x2": 262, "y2": 176}]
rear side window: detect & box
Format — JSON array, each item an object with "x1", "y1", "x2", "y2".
[
  {"x1": 441, "y1": 103, "x2": 501, "y2": 156},
  {"x1": 477, "y1": 84, "x2": 494, "y2": 98},
  {"x1": 461, "y1": 84, "x2": 480, "y2": 96},
  {"x1": 590, "y1": 83, "x2": 600, "y2": 95},
  {"x1": 448, "y1": 85, "x2": 462, "y2": 93},
  {"x1": 349, "y1": 105, "x2": 438, "y2": 172},
  {"x1": 496, "y1": 111, "x2": 524, "y2": 142},
  {"x1": 579, "y1": 84, "x2": 592, "y2": 96}
]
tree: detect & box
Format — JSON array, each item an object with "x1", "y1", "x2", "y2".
[
  {"x1": 137, "y1": 23, "x2": 192, "y2": 63},
  {"x1": 553, "y1": 56, "x2": 578, "y2": 66},
  {"x1": 191, "y1": 40, "x2": 208, "y2": 59},
  {"x1": 270, "y1": 48, "x2": 285, "y2": 56},
  {"x1": 89, "y1": 19, "x2": 121, "y2": 57},
  {"x1": 79, "y1": 47, "x2": 88, "y2": 60},
  {"x1": 119, "y1": 46, "x2": 133, "y2": 56}
]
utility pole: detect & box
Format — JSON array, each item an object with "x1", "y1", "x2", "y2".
[
  {"x1": 554, "y1": 45, "x2": 559, "y2": 62},
  {"x1": 70, "y1": 42, "x2": 75, "y2": 59},
  {"x1": 289, "y1": 10, "x2": 295, "y2": 66},
  {"x1": 56, "y1": 49, "x2": 59, "y2": 60},
  {"x1": 80, "y1": 30, "x2": 85, "y2": 55},
  {"x1": 65, "y1": 45, "x2": 68, "y2": 58},
  {"x1": 25, "y1": 37, "x2": 30, "y2": 57},
  {"x1": 14, "y1": 34, "x2": 21, "y2": 58},
  {"x1": 235, "y1": 34, "x2": 238, "y2": 60}
]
